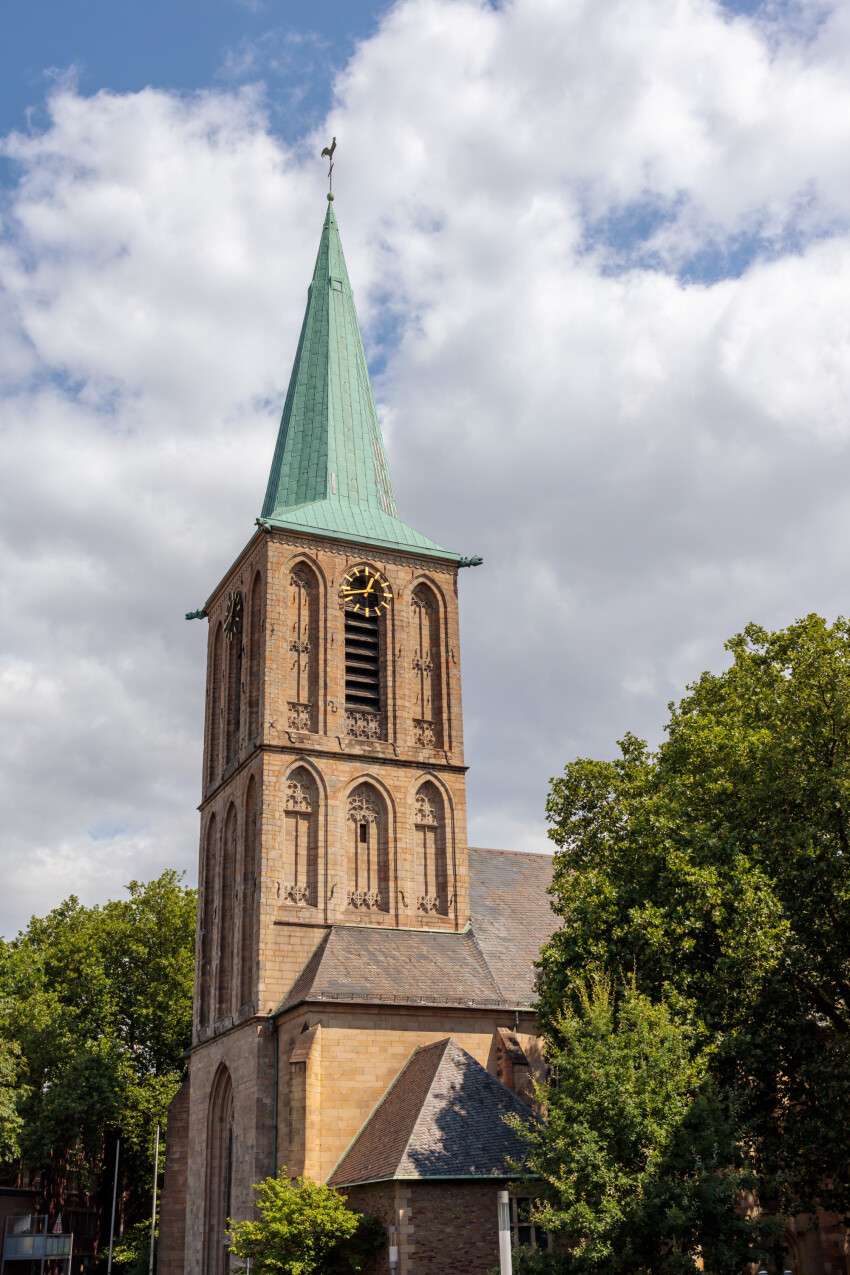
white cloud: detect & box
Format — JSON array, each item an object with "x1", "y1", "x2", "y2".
[{"x1": 3, "y1": 0, "x2": 850, "y2": 933}]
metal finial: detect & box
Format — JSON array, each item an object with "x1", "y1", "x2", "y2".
[{"x1": 321, "y1": 137, "x2": 337, "y2": 194}]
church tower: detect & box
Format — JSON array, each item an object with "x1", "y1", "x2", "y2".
[
  {"x1": 196, "y1": 194, "x2": 471, "y2": 1028},
  {"x1": 161, "y1": 194, "x2": 553, "y2": 1275}
]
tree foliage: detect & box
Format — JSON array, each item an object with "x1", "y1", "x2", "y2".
[
  {"x1": 0, "y1": 1005, "x2": 23, "y2": 1166},
  {"x1": 228, "y1": 1173, "x2": 385, "y2": 1275},
  {"x1": 0, "y1": 870, "x2": 196, "y2": 1230},
  {"x1": 516, "y1": 973, "x2": 768, "y2": 1274},
  {"x1": 537, "y1": 614, "x2": 850, "y2": 1227}
]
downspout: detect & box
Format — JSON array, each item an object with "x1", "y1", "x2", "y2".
[{"x1": 269, "y1": 1015, "x2": 279, "y2": 1177}]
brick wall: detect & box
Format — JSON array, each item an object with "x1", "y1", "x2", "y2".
[
  {"x1": 196, "y1": 527, "x2": 473, "y2": 1045},
  {"x1": 157, "y1": 1079, "x2": 190, "y2": 1275},
  {"x1": 345, "y1": 1179, "x2": 509, "y2": 1275},
  {"x1": 275, "y1": 1004, "x2": 541, "y2": 1184}
]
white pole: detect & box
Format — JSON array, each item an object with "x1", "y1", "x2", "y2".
[
  {"x1": 107, "y1": 1138, "x2": 120, "y2": 1275},
  {"x1": 497, "y1": 1191, "x2": 512, "y2": 1275},
  {"x1": 148, "y1": 1125, "x2": 160, "y2": 1275}
]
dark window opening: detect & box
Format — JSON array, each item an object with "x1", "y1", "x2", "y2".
[
  {"x1": 359, "y1": 822, "x2": 368, "y2": 843},
  {"x1": 344, "y1": 607, "x2": 380, "y2": 711},
  {"x1": 225, "y1": 1123, "x2": 233, "y2": 1224},
  {"x1": 511, "y1": 1197, "x2": 551, "y2": 1252}
]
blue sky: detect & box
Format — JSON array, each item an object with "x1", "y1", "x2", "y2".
[
  {"x1": 0, "y1": 0, "x2": 388, "y2": 147},
  {"x1": 0, "y1": 0, "x2": 772, "y2": 143}
]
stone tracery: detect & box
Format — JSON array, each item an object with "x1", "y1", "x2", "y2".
[
  {"x1": 346, "y1": 784, "x2": 389, "y2": 911},
  {"x1": 411, "y1": 585, "x2": 443, "y2": 748},
  {"x1": 414, "y1": 781, "x2": 448, "y2": 917},
  {"x1": 282, "y1": 767, "x2": 318, "y2": 907}
]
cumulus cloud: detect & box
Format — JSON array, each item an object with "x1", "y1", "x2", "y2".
[{"x1": 2, "y1": 0, "x2": 850, "y2": 933}]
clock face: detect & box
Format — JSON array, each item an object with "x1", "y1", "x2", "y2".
[
  {"x1": 223, "y1": 590, "x2": 243, "y2": 641},
  {"x1": 341, "y1": 567, "x2": 392, "y2": 617}
]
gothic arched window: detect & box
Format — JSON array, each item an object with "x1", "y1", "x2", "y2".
[
  {"x1": 247, "y1": 572, "x2": 263, "y2": 740},
  {"x1": 215, "y1": 804, "x2": 237, "y2": 1020},
  {"x1": 344, "y1": 572, "x2": 385, "y2": 741},
  {"x1": 203, "y1": 1065, "x2": 234, "y2": 1275},
  {"x1": 411, "y1": 585, "x2": 442, "y2": 748},
  {"x1": 239, "y1": 775, "x2": 258, "y2": 1007},
  {"x1": 207, "y1": 623, "x2": 223, "y2": 785},
  {"x1": 414, "y1": 782, "x2": 448, "y2": 915},
  {"x1": 287, "y1": 566, "x2": 319, "y2": 732},
  {"x1": 225, "y1": 592, "x2": 244, "y2": 765},
  {"x1": 346, "y1": 784, "x2": 389, "y2": 912},
  {"x1": 199, "y1": 814, "x2": 217, "y2": 1028},
  {"x1": 282, "y1": 767, "x2": 318, "y2": 906}
]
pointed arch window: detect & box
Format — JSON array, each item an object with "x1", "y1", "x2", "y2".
[
  {"x1": 199, "y1": 815, "x2": 217, "y2": 1028},
  {"x1": 207, "y1": 624, "x2": 224, "y2": 786},
  {"x1": 411, "y1": 585, "x2": 443, "y2": 748},
  {"x1": 287, "y1": 566, "x2": 319, "y2": 732},
  {"x1": 240, "y1": 776, "x2": 258, "y2": 1007},
  {"x1": 247, "y1": 572, "x2": 264, "y2": 739},
  {"x1": 346, "y1": 785, "x2": 389, "y2": 911},
  {"x1": 343, "y1": 571, "x2": 386, "y2": 741},
  {"x1": 282, "y1": 767, "x2": 319, "y2": 907},
  {"x1": 414, "y1": 782, "x2": 448, "y2": 916},
  {"x1": 203, "y1": 1067, "x2": 234, "y2": 1275},
  {"x1": 216, "y1": 804, "x2": 237, "y2": 1020},
  {"x1": 225, "y1": 592, "x2": 244, "y2": 764}
]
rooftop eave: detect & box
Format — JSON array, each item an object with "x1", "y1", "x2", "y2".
[{"x1": 259, "y1": 501, "x2": 461, "y2": 564}]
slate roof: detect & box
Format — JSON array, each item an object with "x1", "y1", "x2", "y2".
[
  {"x1": 329, "y1": 1038, "x2": 534, "y2": 1186},
  {"x1": 277, "y1": 925, "x2": 506, "y2": 1013},
  {"x1": 275, "y1": 848, "x2": 556, "y2": 1014},
  {"x1": 261, "y1": 199, "x2": 457, "y2": 562},
  {"x1": 468, "y1": 848, "x2": 556, "y2": 1008}
]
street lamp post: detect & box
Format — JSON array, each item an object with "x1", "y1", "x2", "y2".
[{"x1": 497, "y1": 1191, "x2": 512, "y2": 1275}]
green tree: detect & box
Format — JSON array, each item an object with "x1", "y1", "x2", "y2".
[
  {"x1": 515, "y1": 973, "x2": 766, "y2": 1275},
  {"x1": 229, "y1": 1173, "x2": 385, "y2": 1275},
  {"x1": 538, "y1": 614, "x2": 850, "y2": 1223},
  {"x1": 0, "y1": 1006, "x2": 23, "y2": 1166},
  {"x1": 109, "y1": 1218, "x2": 154, "y2": 1275},
  {"x1": 0, "y1": 871, "x2": 196, "y2": 1243}
]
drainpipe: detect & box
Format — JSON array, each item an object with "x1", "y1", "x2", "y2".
[{"x1": 269, "y1": 1016, "x2": 279, "y2": 1176}]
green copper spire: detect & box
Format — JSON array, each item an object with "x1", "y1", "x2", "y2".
[{"x1": 261, "y1": 198, "x2": 457, "y2": 561}]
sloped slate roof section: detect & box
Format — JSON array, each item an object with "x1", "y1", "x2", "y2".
[
  {"x1": 468, "y1": 847, "x2": 556, "y2": 1008},
  {"x1": 275, "y1": 925, "x2": 506, "y2": 1014},
  {"x1": 328, "y1": 1040, "x2": 446, "y2": 1186},
  {"x1": 329, "y1": 1038, "x2": 534, "y2": 1186}
]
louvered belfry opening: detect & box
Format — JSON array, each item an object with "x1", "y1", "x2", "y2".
[{"x1": 345, "y1": 604, "x2": 381, "y2": 712}]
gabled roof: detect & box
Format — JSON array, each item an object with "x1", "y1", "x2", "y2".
[
  {"x1": 275, "y1": 925, "x2": 506, "y2": 1014},
  {"x1": 261, "y1": 198, "x2": 457, "y2": 562},
  {"x1": 328, "y1": 1038, "x2": 534, "y2": 1186}
]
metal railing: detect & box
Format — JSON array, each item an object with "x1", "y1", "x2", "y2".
[{"x1": 1, "y1": 1215, "x2": 74, "y2": 1273}]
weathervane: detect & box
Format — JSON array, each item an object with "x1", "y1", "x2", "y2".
[{"x1": 321, "y1": 137, "x2": 337, "y2": 195}]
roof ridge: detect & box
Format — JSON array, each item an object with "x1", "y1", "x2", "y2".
[
  {"x1": 465, "y1": 925, "x2": 506, "y2": 1003},
  {"x1": 272, "y1": 928, "x2": 332, "y2": 1015},
  {"x1": 327, "y1": 1040, "x2": 449, "y2": 1185},
  {"x1": 394, "y1": 1038, "x2": 453, "y2": 1175},
  {"x1": 468, "y1": 845, "x2": 554, "y2": 858}
]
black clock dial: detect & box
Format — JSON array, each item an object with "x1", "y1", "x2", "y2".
[
  {"x1": 223, "y1": 591, "x2": 243, "y2": 640},
  {"x1": 341, "y1": 567, "x2": 392, "y2": 617}
]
